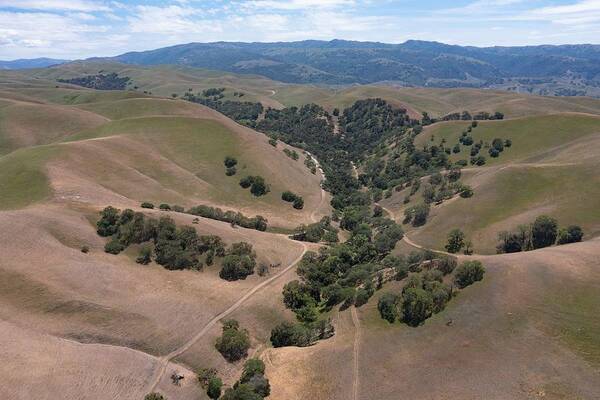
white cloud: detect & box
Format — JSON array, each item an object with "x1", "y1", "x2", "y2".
[
  {"x1": 0, "y1": 0, "x2": 109, "y2": 12},
  {"x1": 246, "y1": 0, "x2": 355, "y2": 11}
]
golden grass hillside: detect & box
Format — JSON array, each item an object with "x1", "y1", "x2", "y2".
[{"x1": 382, "y1": 113, "x2": 600, "y2": 254}]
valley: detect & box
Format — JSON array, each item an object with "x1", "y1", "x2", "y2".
[{"x1": 1, "y1": 61, "x2": 599, "y2": 400}]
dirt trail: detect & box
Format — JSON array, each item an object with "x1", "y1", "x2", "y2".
[
  {"x1": 147, "y1": 241, "x2": 308, "y2": 393},
  {"x1": 351, "y1": 306, "x2": 361, "y2": 400}
]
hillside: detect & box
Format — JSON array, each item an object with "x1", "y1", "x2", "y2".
[
  {"x1": 381, "y1": 113, "x2": 600, "y2": 254},
  {"x1": 106, "y1": 40, "x2": 600, "y2": 96},
  {"x1": 2, "y1": 65, "x2": 600, "y2": 400}
]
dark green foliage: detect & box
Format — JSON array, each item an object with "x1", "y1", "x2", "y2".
[
  {"x1": 226, "y1": 167, "x2": 237, "y2": 176},
  {"x1": 504, "y1": 139, "x2": 512, "y2": 147},
  {"x1": 402, "y1": 287, "x2": 433, "y2": 326},
  {"x1": 184, "y1": 91, "x2": 263, "y2": 126},
  {"x1": 378, "y1": 292, "x2": 400, "y2": 323},
  {"x1": 492, "y1": 138, "x2": 504, "y2": 152},
  {"x1": 97, "y1": 206, "x2": 120, "y2": 237},
  {"x1": 221, "y1": 384, "x2": 263, "y2": 400},
  {"x1": 531, "y1": 215, "x2": 558, "y2": 249},
  {"x1": 459, "y1": 185, "x2": 474, "y2": 198},
  {"x1": 136, "y1": 244, "x2": 153, "y2": 265},
  {"x1": 207, "y1": 377, "x2": 223, "y2": 400},
  {"x1": 240, "y1": 359, "x2": 265, "y2": 383},
  {"x1": 405, "y1": 203, "x2": 430, "y2": 227},
  {"x1": 141, "y1": 202, "x2": 154, "y2": 209},
  {"x1": 159, "y1": 203, "x2": 171, "y2": 211},
  {"x1": 445, "y1": 229, "x2": 465, "y2": 253},
  {"x1": 470, "y1": 155, "x2": 486, "y2": 166},
  {"x1": 489, "y1": 147, "x2": 500, "y2": 157},
  {"x1": 224, "y1": 156, "x2": 238, "y2": 168},
  {"x1": 187, "y1": 204, "x2": 268, "y2": 231},
  {"x1": 239, "y1": 176, "x2": 270, "y2": 196},
  {"x1": 215, "y1": 320, "x2": 250, "y2": 362},
  {"x1": 429, "y1": 281, "x2": 452, "y2": 313},
  {"x1": 355, "y1": 286, "x2": 374, "y2": 307},
  {"x1": 283, "y1": 148, "x2": 299, "y2": 160},
  {"x1": 270, "y1": 319, "x2": 334, "y2": 348},
  {"x1": 144, "y1": 393, "x2": 166, "y2": 400},
  {"x1": 81, "y1": 245, "x2": 89, "y2": 254},
  {"x1": 245, "y1": 374, "x2": 270, "y2": 398},
  {"x1": 197, "y1": 367, "x2": 218, "y2": 388},
  {"x1": 557, "y1": 225, "x2": 584, "y2": 245},
  {"x1": 202, "y1": 88, "x2": 225, "y2": 97},
  {"x1": 58, "y1": 73, "x2": 130, "y2": 90},
  {"x1": 454, "y1": 260, "x2": 486, "y2": 288},
  {"x1": 104, "y1": 238, "x2": 125, "y2": 254},
  {"x1": 219, "y1": 242, "x2": 256, "y2": 281},
  {"x1": 268, "y1": 137, "x2": 277, "y2": 146},
  {"x1": 281, "y1": 191, "x2": 297, "y2": 202}
]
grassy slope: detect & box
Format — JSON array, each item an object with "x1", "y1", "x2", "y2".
[{"x1": 379, "y1": 113, "x2": 600, "y2": 253}]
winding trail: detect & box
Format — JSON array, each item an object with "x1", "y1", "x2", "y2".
[
  {"x1": 351, "y1": 306, "x2": 361, "y2": 400},
  {"x1": 147, "y1": 241, "x2": 308, "y2": 393}
]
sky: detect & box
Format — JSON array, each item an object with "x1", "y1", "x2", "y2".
[{"x1": 1, "y1": 0, "x2": 600, "y2": 60}]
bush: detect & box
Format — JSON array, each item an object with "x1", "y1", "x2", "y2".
[
  {"x1": 378, "y1": 293, "x2": 400, "y2": 323},
  {"x1": 240, "y1": 176, "x2": 270, "y2": 196},
  {"x1": 489, "y1": 147, "x2": 500, "y2": 157},
  {"x1": 492, "y1": 138, "x2": 504, "y2": 152},
  {"x1": 239, "y1": 176, "x2": 253, "y2": 188},
  {"x1": 141, "y1": 202, "x2": 154, "y2": 209},
  {"x1": 159, "y1": 203, "x2": 171, "y2": 211},
  {"x1": 531, "y1": 215, "x2": 558, "y2": 249},
  {"x1": 104, "y1": 238, "x2": 125, "y2": 254},
  {"x1": 219, "y1": 243, "x2": 256, "y2": 281},
  {"x1": 221, "y1": 384, "x2": 263, "y2": 400},
  {"x1": 224, "y1": 156, "x2": 238, "y2": 168},
  {"x1": 445, "y1": 229, "x2": 465, "y2": 253},
  {"x1": 293, "y1": 197, "x2": 304, "y2": 209},
  {"x1": 557, "y1": 225, "x2": 584, "y2": 245},
  {"x1": 207, "y1": 377, "x2": 223, "y2": 400},
  {"x1": 136, "y1": 244, "x2": 153, "y2": 265},
  {"x1": 411, "y1": 203, "x2": 430, "y2": 227},
  {"x1": 240, "y1": 358, "x2": 265, "y2": 383},
  {"x1": 215, "y1": 320, "x2": 250, "y2": 362},
  {"x1": 226, "y1": 167, "x2": 237, "y2": 176},
  {"x1": 268, "y1": 138, "x2": 277, "y2": 146},
  {"x1": 270, "y1": 322, "x2": 312, "y2": 347},
  {"x1": 454, "y1": 260, "x2": 485, "y2": 288},
  {"x1": 81, "y1": 245, "x2": 89, "y2": 254},
  {"x1": 504, "y1": 139, "x2": 512, "y2": 147},
  {"x1": 97, "y1": 206, "x2": 120, "y2": 237},
  {"x1": 459, "y1": 185, "x2": 474, "y2": 198},
  {"x1": 281, "y1": 191, "x2": 297, "y2": 202},
  {"x1": 470, "y1": 155, "x2": 486, "y2": 166},
  {"x1": 144, "y1": 393, "x2": 166, "y2": 400}
]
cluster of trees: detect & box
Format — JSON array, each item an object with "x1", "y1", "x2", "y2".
[
  {"x1": 281, "y1": 191, "x2": 304, "y2": 210},
  {"x1": 304, "y1": 154, "x2": 317, "y2": 174},
  {"x1": 186, "y1": 204, "x2": 268, "y2": 231},
  {"x1": 445, "y1": 228, "x2": 474, "y2": 255},
  {"x1": 377, "y1": 259, "x2": 484, "y2": 326},
  {"x1": 215, "y1": 319, "x2": 250, "y2": 362},
  {"x1": 200, "y1": 358, "x2": 270, "y2": 400},
  {"x1": 183, "y1": 91, "x2": 264, "y2": 127},
  {"x1": 270, "y1": 319, "x2": 335, "y2": 348},
  {"x1": 58, "y1": 73, "x2": 131, "y2": 90},
  {"x1": 240, "y1": 176, "x2": 270, "y2": 197},
  {"x1": 283, "y1": 148, "x2": 299, "y2": 160},
  {"x1": 202, "y1": 87, "x2": 226, "y2": 97},
  {"x1": 497, "y1": 215, "x2": 583, "y2": 253},
  {"x1": 97, "y1": 206, "x2": 258, "y2": 280},
  {"x1": 423, "y1": 110, "x2": 504, "y2": 125},
  {"x1": 291, "y1": 216, "x2": 339, "y2": 243},
  {"x1": 224, "y1": 156, "x2": 238, "y2": 176}
]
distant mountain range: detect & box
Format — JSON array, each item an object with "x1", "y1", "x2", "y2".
[
  {"x1": 105, "y1": 40, "x2": 600, "y2": 96},
  {"x1": 0, "y1": 57, "x2": 69, "y2": 70}
]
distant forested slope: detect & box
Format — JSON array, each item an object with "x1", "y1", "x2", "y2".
[{"x1": 108, "y1": 40, "x2": 600, "y2": 96}]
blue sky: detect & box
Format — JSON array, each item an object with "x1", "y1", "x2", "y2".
[{"x1": 1, "y1": 0, "x2": 600, "y2": 59}]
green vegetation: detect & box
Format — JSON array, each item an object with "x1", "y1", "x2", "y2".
[
  {"x1": 292, "y1": 217, "x2": 339, "y2": 243},
  {"x1": 96, "y1": 206, "x2": 263, "y2": 279},
  {"x1": 239, "y1": 175, "x2": 270, "y2": 197},
  {"x1": 270, "y1": 319, "x2": 335, "y2": 348},
  {"x1": 283, "y1": 148, "x2": 299, "y2": 160},
  {"x1": 183, "y1": 89, "x2": 263, "y2": 127},
  {"x1": 454, "y1": 261, "x2": 486, "y2": 289},
  {"x1": 497, "y1": 215, "x2": 583, "y2": 253},
  {"x1": 141, "y1": 202, "x2": 154, "y2": 209},
  {"x1": 58, "y1": 73, "x2": 130, "y2": 90},
  {"x1": 445, "y1": 229, "x2": 466, "y2": 254},
  {"x1": 224, "y1": 156, "x2": 238, "y2": 176},
  {"x1": 186, "y1": 204, "x2": 268, "y2": 231},
  {"x1": 215, "y1": 319, "x2": 250, "y2": 362},
  {"x1": 281, "y1": 190, "x2": 304, "y2": 209}
]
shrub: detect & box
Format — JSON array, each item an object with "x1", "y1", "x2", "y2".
[
  {"x1": 281, "y1": 191, "x2": 297, "y2": 202},
  {"x1": 459, "y1": 185, "x2": 474, "y2": 198},
  {"x1": 492, "y1": 138, "x2": 504, "y2": 152},
  {"x1": 268, "y1": 138, "x2": 277, "y2": 146},
  {"x1": 221, "y1": 384, "x2": 263, "y2": 400},
  {"x1": 215, "y1": 320, "x2": 250, "y2": 362},
  {"x1": 504, "y1": 139, "x2": 512, "y2": 147},
  {"x1": 445, "y1": 229, "x2": 465, "y2": 253},
  {"x1": 172, "y1": 205, "x2": 184, "y2": 213},
  {"x1": 239, "y1": 176, "x2": 270, "y2": 196},
  {"x1": 557, "y1": 225, "x2": 584, "y2": 245},
  {"x1": 97, "y1": 206, "x2": 120, "y2": 237},
  {"x1": 141, "y1": 202, "x2": 154, "y2": 209},
  {"x1": 104, "y1": 238, "x2": 125, "y2": 254},
  {"x1": 454, "y1": 260, "x2": 485, "y2": 288},
  {"x1": 354, "y1": 287, "x2": 373, "y2": 307},
  {"x1": 81, "y1": 245, "x2": 89, "y2": 254},
  {"x1": 136, "y1": 244, "x2": 153, "y2": 265},
  {"x1": 489, "y1": 147, "x2": 500, "y2": 157},
  {"x1": 219, "y1": 243, "x2": 256, "y2": 281},
  {"x1": 470, "y1": 155, "x2": 486, "y2": 166},
  {"x1": 293, "y1": 197, "x2": 304, "y2": 209},
  {"x1": 159, "y1": 203, "x2": 171, "y2": 211},
  {"x1": 207, "y1": 377, "x2": 223, "y2": 400},
  {"x1": 401, "y1": 287, "x2": 433, "y2": 327},
  {"x1": 239, "y1": 176, "x2": 253, "y2": 188},
  {"x1": 270, "y1": 322, "x2": 312, "y2": 347},
  {"x1": 226, "y1": 167, "x2": 237, "y2": 176},
  {"x1": 245, "y1": 374, "x2": 271, "y2": 398},
  {"x1": 411, "y1": 203, "x2": 430, "y2": 227},
  {"x1": 378, "y1": 293, "x2": 400, "y2": 323},
  {"x1": 224, "y1": 156, "x2": 238, "y2": 168},
  {"x1": 240, "y1": 358, "x2": 266, "y2": 383},
  {"x1": 452, "y1": 144, "x2": 461, "y2": 153},
  {"x1": 531, "y1": 215, "x2": 558, "y2": 249},
  {"x1": 144, "y1": 393, "x2": 166, "y2": 400}
]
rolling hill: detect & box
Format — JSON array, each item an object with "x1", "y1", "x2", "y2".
[{"x1": 1, "y1": 61, "x2": 600, "y2": 400}]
